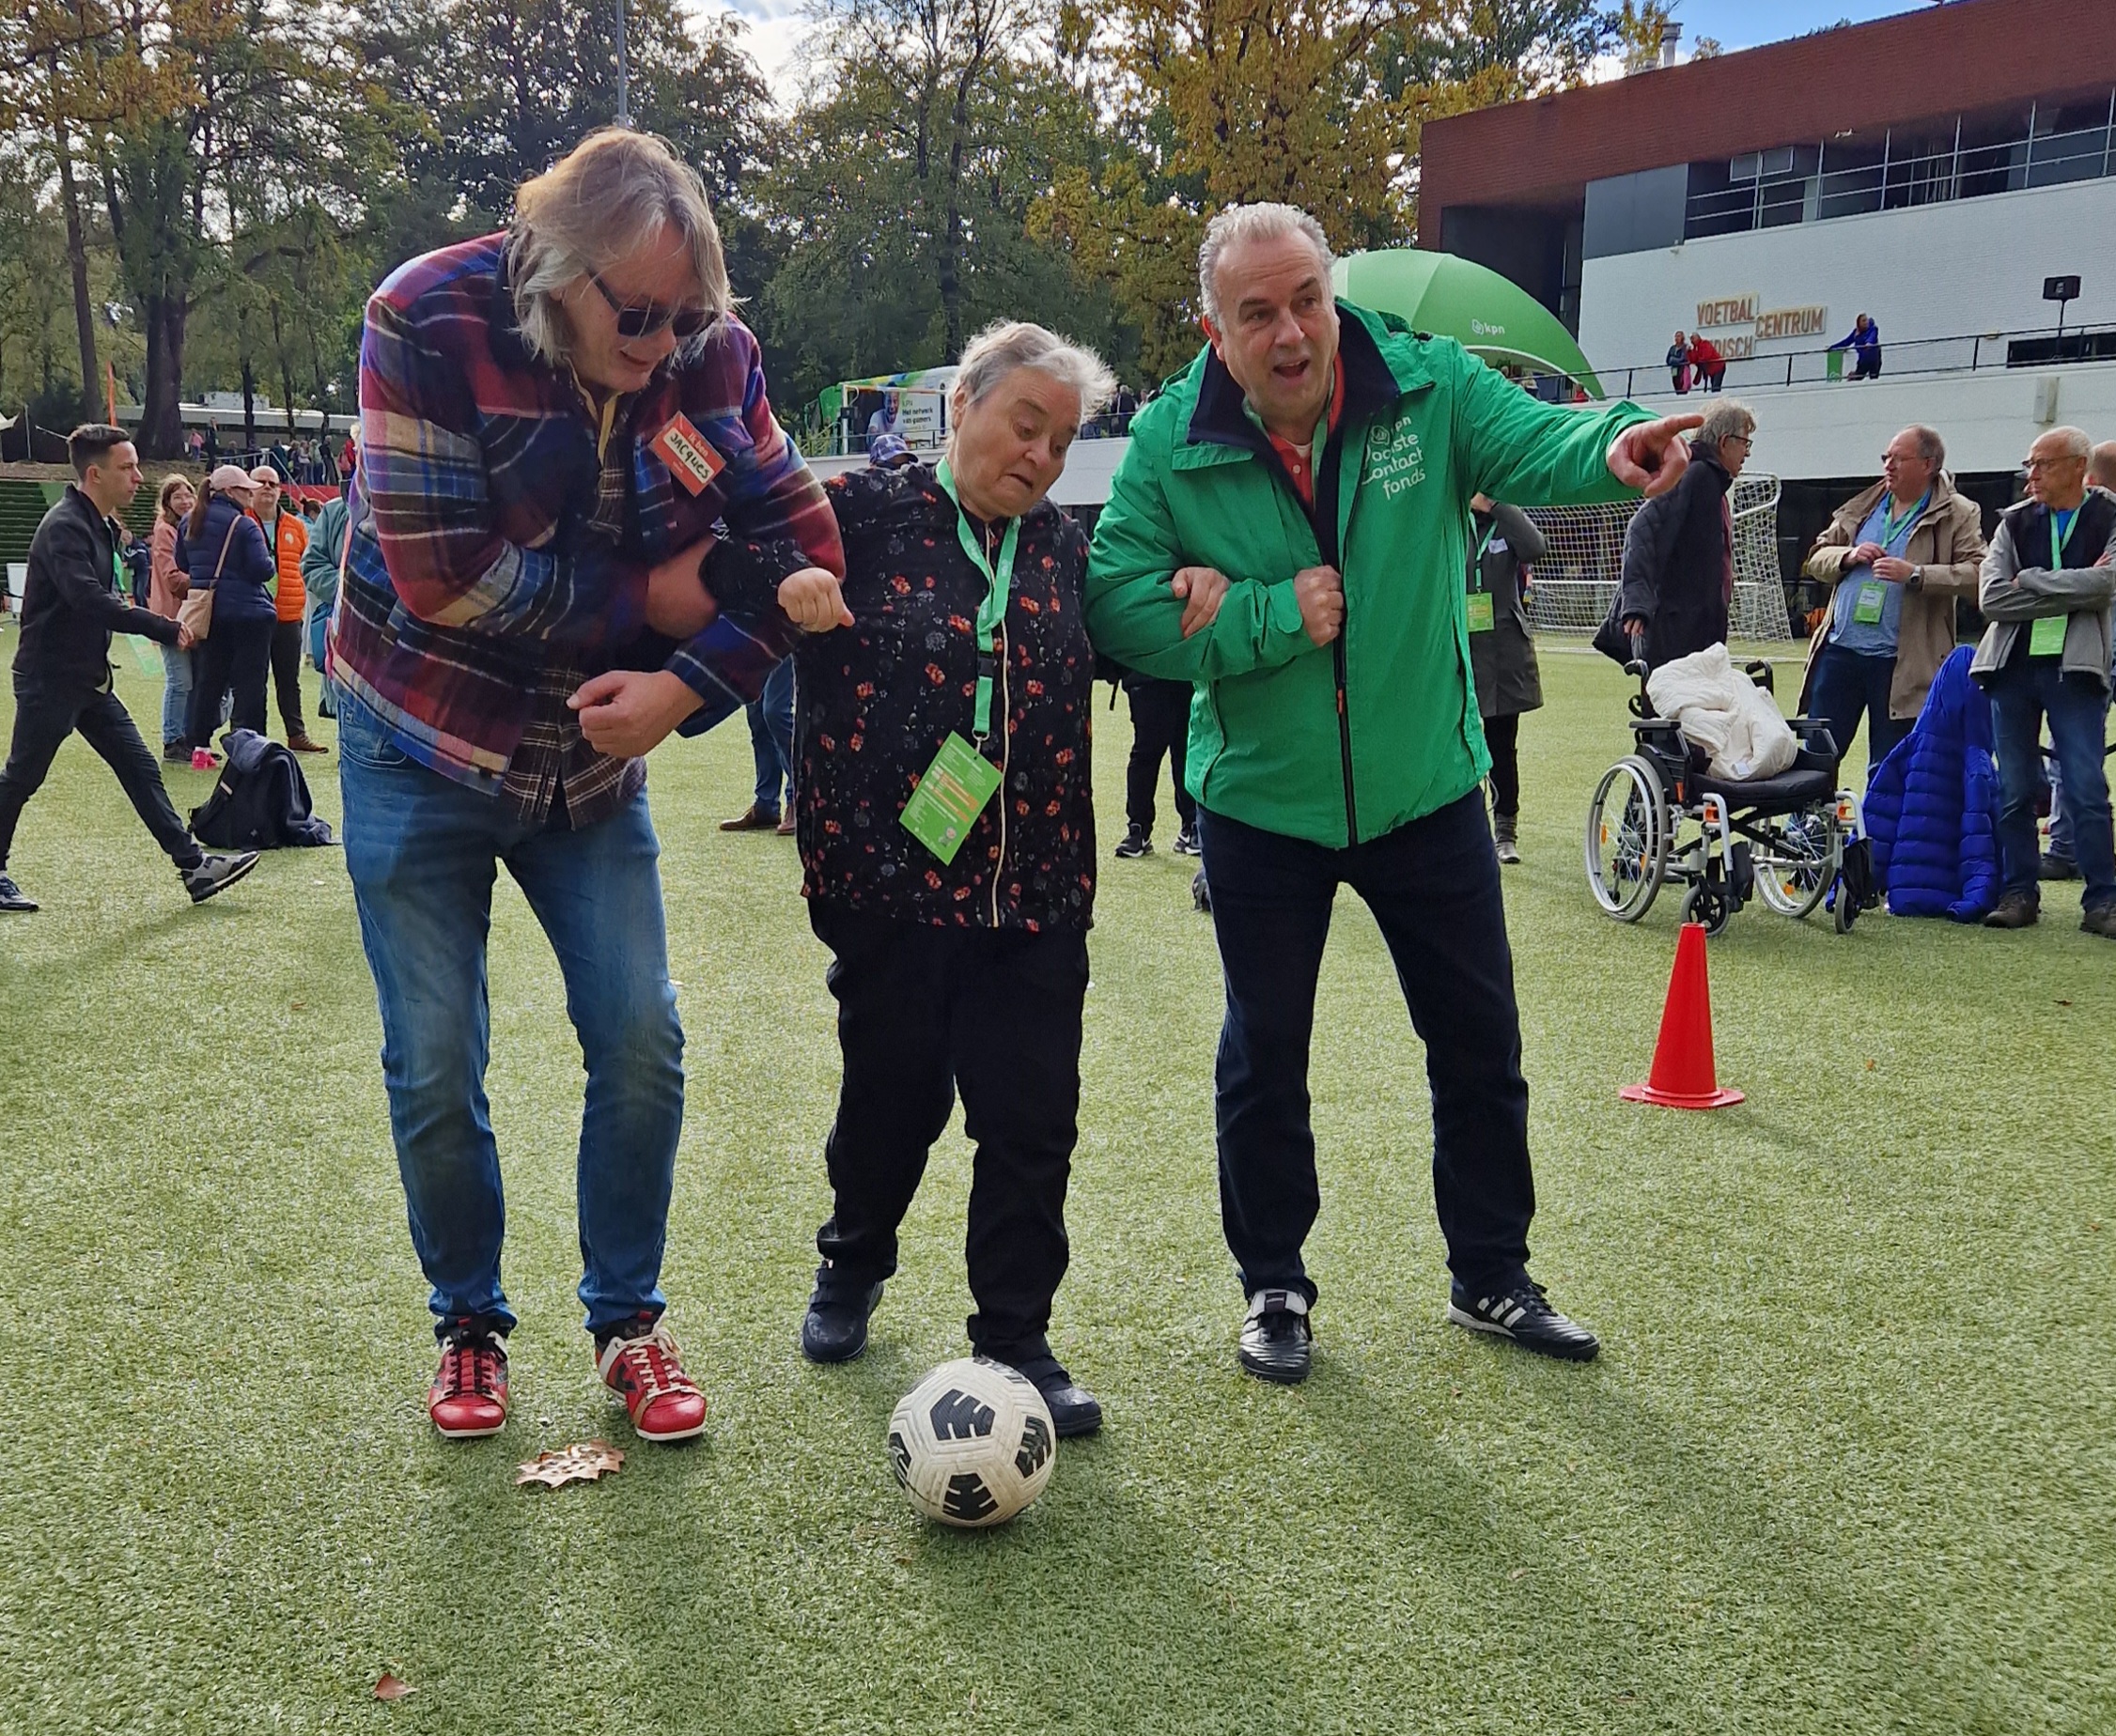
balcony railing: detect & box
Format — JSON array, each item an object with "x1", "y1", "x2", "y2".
[
  {"x1": 1605, "y1": 320, "x2": 2116, "y2": 403},
  {"x1": 1683, "y1": 93, "x2": 2116, "y2": 240}
]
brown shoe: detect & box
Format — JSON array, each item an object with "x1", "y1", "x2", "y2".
[
  {"x1": 775, "y1": 813, "x2": 797, "y2": 836},
  {"x1": 1983, "y1": 891, "x2": 2040, "y2": 929},
  {"x1": 719, "y1": 803, "x2": 780, "y2": 832},
  {"x1": 286, "y1": 732, "x2": 327, "y2": 754}
]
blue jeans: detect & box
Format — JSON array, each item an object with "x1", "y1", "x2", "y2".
[
  {"x1": 1808, "y1": 642, "x2": 1910, "y2": 784},
  {"x1": 746, "y1": 659, "x2": 795, "y2": 815},
  {"x1": 1989, "y1": 660, "x2": 2115, "y2": 908},
  {"x1": 158, "y1": 643, "x2": 194, "y2": 748},
  {"x1": 1197, "y1": 790, "x2": 1535, "y2": 1303},
  {"x1": 336, "y1": 690, "x2": 686, "y2": 1339}
]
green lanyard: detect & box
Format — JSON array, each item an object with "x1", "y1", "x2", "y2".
[
  {"x1": 1877, "y1": 490, "x2": 1928, "y2": 551},
  {"x1": 935, "y1": 457, "x2": 1019, "y2": 741},
  {"x1": 2051, "y1": 505, "x2": 2082, "y2": 569},
  {"x1": 1469, "y1": 517, "x2": 1498, "y2": 589}
]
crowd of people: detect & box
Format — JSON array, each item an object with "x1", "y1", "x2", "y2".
[
  {"x1": 4, "y1": 122, "x2": 2102, "y2": 1465},
  {"x1": 179, "y1": 425, "x2": 353, "y2": 486},
  {"x1": 1608, "y1": 392, "x2": 2115, "y2": 937}
]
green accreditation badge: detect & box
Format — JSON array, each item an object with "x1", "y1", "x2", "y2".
[
  {"x1": 901, "y1": 732, "x2": 1004, "y2": 863},
  {"x1": 1852, "y1": 580, "x2": 1888, "y2": 626},
  {"x1": 1466, "y1": 591, "x2": 1496, "y2": 633},
  {"x1": 2030, "y1": 613, "x2": 2069, "y2": 658}
]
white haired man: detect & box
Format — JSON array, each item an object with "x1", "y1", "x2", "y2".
[
  {"x1": 1085, "y1": 203, "x2": 1699, "y2": 1382},
  {"x1": 1972, "y1": 426, "x2": 2116, "y2": 935}
]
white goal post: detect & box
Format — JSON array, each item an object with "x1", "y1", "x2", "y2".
[{"x1": 1519, "y1": 473, "x2": 1794, "y2": 641}]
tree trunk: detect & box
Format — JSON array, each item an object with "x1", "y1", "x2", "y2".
[
  {"x1": 241, "y1": 353, "x2": 257, "y2": 454},
  {"x1": 46, "y1": 74, "x2": 101, "y2": 426},
  {"x1": 137, "y1": 292, "x2": 188, "y2": 458}
]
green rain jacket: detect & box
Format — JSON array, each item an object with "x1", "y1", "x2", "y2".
[{"x1": 1084, "y1": 302, "x2": 1655, "y2": 847}]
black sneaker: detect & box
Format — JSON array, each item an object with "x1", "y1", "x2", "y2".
[
  {"x1": 182, "y1": 850, "x2": 259, "y2": 905},
  {"x1": 1173, "y1": 824, "x2": 1202, "y2": 857},
  {"x1": 2081, "y1": 903, "x2": 2116, "y2": 939},
  {"x1": 1448, "y1": 1279, "x2": 1599, "y2": 1361},
  {"x1": 0, "y1": 873, "x2": 38, "y2": 913},
  {"x1": 1114, "y1": 823, "x2": 1152, "y2": 860},
  {"x1": 163, "y1": 741, "x2": 191, "y2": 766},
  {"x1": 1237, "y1": 1289, "x2": 1312, "y2": 1384},
  {"x1": 1982, "y1": 891, "x2": 2039, "y2": 929},
  {"x1": 1009, "y1": 1354, "x2": 1102, "y2": 1437},
  {"x1": 2041, "y1": 850, "x2": 2081, "y2": 881},
  {"x1": 1190, "y1": 868, "x2": 1211, "y2": 913},
  {"x1": 800, "y1": 1268, "x2": 883, "y2": 1363}
]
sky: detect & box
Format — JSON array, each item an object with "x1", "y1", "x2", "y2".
[{"x1": 691, "y1": 0, "x2": 1944, "y2": 112}]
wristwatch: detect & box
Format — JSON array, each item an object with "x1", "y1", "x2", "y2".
[{"x1": 1908, "y1": 564, "x2": 1923, "y2": 590}]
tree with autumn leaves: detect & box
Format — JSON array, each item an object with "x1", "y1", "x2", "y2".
[{"x1": 1, "y1": 0, "x2": 1634, "y2": 454}]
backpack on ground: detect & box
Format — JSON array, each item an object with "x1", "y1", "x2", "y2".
[{"x1": 188, "y1": 728, "x2": 336, "y2": 850}]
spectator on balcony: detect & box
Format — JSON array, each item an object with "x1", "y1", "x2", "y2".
[
  {"x1": 1799, "y1": 425, "x2": 1986, "y2": 783},
  {"x1": 1666, "y1": 331, "x2": 1692, "y2": 395},
  {"x1": 1829, "y1": 314, "x2": 1883, "y2": 381},
  {"x1": 1684, "y1": 332, "x2": 1726, "y2": 395},
  {"x1": 1617, "y1": 398, "x2": 1752, "y2": 670}
]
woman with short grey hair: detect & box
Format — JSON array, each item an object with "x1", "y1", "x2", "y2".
[{"x1": 757, "y1": 319, "x2": 1128, "y2": 1438}]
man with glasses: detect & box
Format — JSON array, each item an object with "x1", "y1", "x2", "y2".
[
  {"x1": 1799, "y1": 425, "x2": 1985, "y2": 783},
  {"x1": 1617, "y1": 398, "x2": 1754, "y2": 670},
  {"x1": 1971, "y1": 426, "x2": 2116, "y2": 935},
  {"x1": 335, "y1": 129, "x2": 844, "y2": 1443}
]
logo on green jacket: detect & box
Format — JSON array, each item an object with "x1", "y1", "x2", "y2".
[{"x1": 1364, "y1": 418, "x2": 1425, "y2": 499}]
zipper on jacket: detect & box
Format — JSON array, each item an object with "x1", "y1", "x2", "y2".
[{"x1": 1313, "y1": 425, "x2": 1358, "y2": 847}]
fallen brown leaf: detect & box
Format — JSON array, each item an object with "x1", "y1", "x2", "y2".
[
  {"x1": 1508, "y1": 1567, "x2": 1528, "y2": 1581},
  {"x1": 375, "y1": 1673, "x2": 414, "y2": 1700},
  {"x1": 516, "y1": 1440, "x2": 625, "y2": 1489}
]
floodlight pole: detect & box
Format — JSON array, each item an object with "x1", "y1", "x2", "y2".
[{"x1": 615, "y1": 0, "x2": 631, "y2": 127}]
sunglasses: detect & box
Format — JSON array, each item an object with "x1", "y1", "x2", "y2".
[{"x1": 589, "y1": 271, "x2": 711, "y2": 342}]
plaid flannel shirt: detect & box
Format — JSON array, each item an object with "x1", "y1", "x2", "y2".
[{"x1": 330, "y1": 232, "x2": 843, "y2": 798}]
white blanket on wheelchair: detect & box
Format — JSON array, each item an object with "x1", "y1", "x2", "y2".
[{"x1": 1645, "y1": 644, "x2": 1798, "y2": 783}]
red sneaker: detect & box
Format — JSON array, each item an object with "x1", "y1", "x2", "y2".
[
  {"x1": 596, "y1": 1321, "x2": 708, "y2": 1443},
  {"x1": 428, "y1": 1328, "x2": 508, "y2": 1439}
]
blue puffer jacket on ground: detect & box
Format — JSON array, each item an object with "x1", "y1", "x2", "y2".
[{"x1": 1863, "y1": 645, "x2": 1999, "y2": 921}]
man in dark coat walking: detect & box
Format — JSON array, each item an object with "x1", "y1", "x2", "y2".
[
  {"x1": 0, "y1": 425, "x2": 257, "y2": 913},
  {"x1": 1465, "y1": 495, "x2": 1545, "y2": 862},
  {"x1": 1617, "y1": 399, "x2": 1754, "y2": 670}
]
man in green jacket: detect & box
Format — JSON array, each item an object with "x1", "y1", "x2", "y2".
[{"x1": 1084, "y1": 204, "x2": 1698, "y2": 1383}]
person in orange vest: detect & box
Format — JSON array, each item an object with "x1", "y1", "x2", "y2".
[{"x1": 247, "y1": 466, "x2": 324, "y2": 752}]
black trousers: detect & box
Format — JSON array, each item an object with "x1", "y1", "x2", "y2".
[
  {"x1": 188, "y1": 616, "x2": 272, "y2": 751},
  {"x1": 1125, "y1": 678, "x2": 1196, "y2": 835},
  {"x1": 270, "y1": 619, "x2": 306, "y2": 736},
  {"x1": 1484, "y1": 711, "x2": 1520, "y2": 818},
  {"x1": 1197, "y1": 791, "x2": 1534, "y2": 1303},
  {"x1": 809, "y1": 899, "x2": 1087, "y2": 1363},
  {"x1": 0, "y1": 681, "x2": 203, "y2": 873}
]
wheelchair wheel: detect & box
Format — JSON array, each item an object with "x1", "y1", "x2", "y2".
[
  {"x1": 1754, "y1": 806, "x2": 1833, "y2": 920},
  {"x1": 1585, "y1": 755, "x2": 1668, "y2": 922},
  {"x1": 1680, "y1": 878, "x2": 1735, "y2": 938}
]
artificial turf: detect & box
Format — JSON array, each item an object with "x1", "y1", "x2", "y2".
[{"x1": 0, "y1": 637, "x2": 2109, "y2": 1734}]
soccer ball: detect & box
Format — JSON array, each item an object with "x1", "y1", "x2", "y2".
[{"x1": 886, "y1": 1356, "x2": 1056, "y2": 1528}]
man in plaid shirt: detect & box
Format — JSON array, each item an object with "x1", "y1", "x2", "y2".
[{"x1": 333, "y1": 129, "x2": 842, "y2": 1445}]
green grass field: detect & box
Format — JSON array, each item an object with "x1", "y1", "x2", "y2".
[{"x1": 2, "y1": 635, "x2": 2110, "y2": 1734}]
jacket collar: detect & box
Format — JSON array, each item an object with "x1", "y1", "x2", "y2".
[{"x1": 1183, "y1": 302, "x2": 1425, "y2": 457}]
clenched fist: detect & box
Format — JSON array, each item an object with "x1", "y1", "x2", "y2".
[
  {"x1": 1295, "y1": 565, "x2": 1345, "y2": 646},
  {"x1": 778, "y1": 566, "x2": 853, "y2": 632}
]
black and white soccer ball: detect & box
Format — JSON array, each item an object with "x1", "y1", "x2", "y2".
[{"x1": 886, "y1": 1356, "x2": 1057, "y2": 1528}]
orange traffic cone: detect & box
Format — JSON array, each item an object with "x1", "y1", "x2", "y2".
[{"x1": 1620, "y1": 922, "x2": 1744, "y2": 1109}]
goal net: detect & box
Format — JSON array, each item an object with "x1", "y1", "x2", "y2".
[{"x1": 1520, "y1": 472, "x2": 1794, "y2": 641}]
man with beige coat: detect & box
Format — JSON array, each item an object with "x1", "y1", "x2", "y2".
[{"x1": 1799, "y1": 424, "x2": 1985, "y2": 780}]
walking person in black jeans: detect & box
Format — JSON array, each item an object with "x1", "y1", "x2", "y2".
[
  {"x1": 176, "y1": 466, "x2": 279, "y2": 767},
  {"x1": 734, "y1": 322, "x2": 1147, "y2": 1438},
  {"x1": 1114, "y1": 671, "x2": 1199, "y2": 858},
  {"x1": 0, "y1": 425, "x2": 257, "y2": 914}
]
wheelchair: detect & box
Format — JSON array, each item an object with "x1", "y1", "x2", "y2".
[{"x1": 1584, "y1": 659, "x2": 1873, "y2": 938}]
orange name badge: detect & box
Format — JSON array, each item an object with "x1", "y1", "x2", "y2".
[{"x1": 651, "y1": 412, "x2": 726, "y2": 496}]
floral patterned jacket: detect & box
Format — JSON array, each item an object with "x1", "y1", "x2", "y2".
[{"x1": 787, "y1": 462, "x2": 1097, "y2": 931}]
